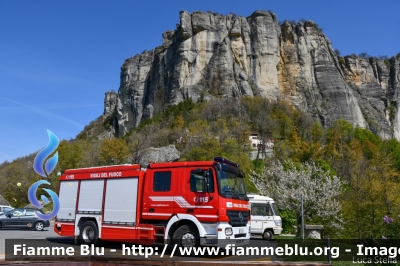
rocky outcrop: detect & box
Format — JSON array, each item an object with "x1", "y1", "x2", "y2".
[
  {"x1": 103, "y1": 90, "x2": 117, "y2": 117},
  {"x1": 340, "y1": 56, "x2": 392, "y2": 137},
  {"x1": 137, "y1": 145, "x2": 180, "y2": 165},
  {"x1": 390, "y1": 56, "x2": 400, "y2": 138},
  {"x1": 105, "y1": 10, "x2": 400, "y2": 139}
]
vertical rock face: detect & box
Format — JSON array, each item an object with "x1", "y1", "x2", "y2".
[
  {"x1": 105, "y1": 10, "x2": 399, "y2": 139},
  {"x1": 341, "y1": 56, "x2": 392, "y2": 137},
  {"x1": 247, "y1": 11, "x2": 281, "y2": 100},
  {"x1": 390, "y1": 56, "x2": 400, "y2": 138},
  {"x1": 103, "y1": 90, "x2": 117, "y2": 117},
  {"x1": 277, "y1": 20, "x2": 367, "y2": 129}
]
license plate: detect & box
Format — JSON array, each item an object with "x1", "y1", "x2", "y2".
[{"x1": 239, "y1": 229, "x2": 244, "y2": 234}]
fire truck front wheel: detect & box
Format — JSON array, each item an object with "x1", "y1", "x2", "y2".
[
  {"x1": 79, "y1": 221, "x2": 99, "y2": 245},
  {"x1": 173, "y1": 224, "x2": 199, "y2": 248}
]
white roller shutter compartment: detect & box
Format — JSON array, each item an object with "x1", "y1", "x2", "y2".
[
  {"x1": 78, "y1": 179, "x2": 104, "y2": 213},
  {"x1": 57, "y1": 181, "x2": 79, "y2": 220},
  {"x1": 103, "y1": 178, "x2": 138, "y2": 224}
]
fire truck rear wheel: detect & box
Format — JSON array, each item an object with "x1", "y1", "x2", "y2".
[
  {"x1": 79, "y1": 221, "x2": 99, "y2": 245},
  {"x1": 173, "y1": 224, "x2": 199, "y2": 248}
]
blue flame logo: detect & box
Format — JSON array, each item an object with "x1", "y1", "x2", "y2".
[
  {"x1": 28, "y1": 130, "x2": 61, "y2": 220},
  {"x1": 33, "y1": 130, "x2": 59, "y2": 177}
]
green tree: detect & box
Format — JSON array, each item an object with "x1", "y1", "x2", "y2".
[
  {"x1": 99, "y1": 138, "x2": 129, "y2": 165},
  {"x1": 57, "y1": 140, "x2": 84, "y2": 172}
]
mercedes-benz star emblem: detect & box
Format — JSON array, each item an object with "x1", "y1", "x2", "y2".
[{"x1": 238, "y1": 212, "x2": 243, "y2": 222}]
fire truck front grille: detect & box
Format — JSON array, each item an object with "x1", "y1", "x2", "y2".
[{"x1": 226, "y1": 210, "x2": 249, "y2": 227}]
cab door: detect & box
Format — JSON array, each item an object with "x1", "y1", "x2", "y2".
[
  {"x1": 185, "y1": 167, "x2": 218, "y2": 222},
  {"x1": 250, "y1": 203, "x2": 266, "y2": 233},
  {"x1": 142, "y1": 169, "x2": 175, "y2": 220}
]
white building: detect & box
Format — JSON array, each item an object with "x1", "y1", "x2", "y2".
[
  {"x1": 249, "y1": 133, "x2": 260, "y2": 150},
  {"x1": 248, "y1": 134, "x2": 275, "y2": 160},
  {"x1": 249, "y1": 134, "x2": 274, "y2": 150}
]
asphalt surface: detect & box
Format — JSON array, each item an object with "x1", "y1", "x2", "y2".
[
  {"x1": 0, "y1": 221, "x2": 59, "y2": 255},
  {"x1": 0, "y1": 224, "x2": 335, "y2": 265},
  {"x1": 0, "y1": 222, "x2": 276, "y2": 262}
]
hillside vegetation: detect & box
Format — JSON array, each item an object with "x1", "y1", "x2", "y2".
[{"x1": 1, "y1": 96, "x2": 400, "y2": 239}]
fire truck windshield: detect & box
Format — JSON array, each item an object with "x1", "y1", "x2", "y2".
[{"x1": 217, "y1": 168, "x2": 247, "y2": 200}]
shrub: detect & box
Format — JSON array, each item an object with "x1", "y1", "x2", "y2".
[{"x1": 384, "y1": 58, "x2": 391, "y2": 69}]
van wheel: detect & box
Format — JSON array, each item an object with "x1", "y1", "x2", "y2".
[
  {"x1": 262, "y1": 229, "x2": 273, "y2": 240},
  {"x1": 79, "y1": 221, "x2": 99, "y2": 245},
  {"x1": 173, "y1": 224, "x2": 199, "y2": 248}
]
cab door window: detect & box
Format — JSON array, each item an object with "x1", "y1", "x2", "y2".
[
  {"x1": 190, "y1": 169, "x2": 214, "y2": 192},
  {"x1": 153, "y1": 171, "x2": 171, "y2": 192}
]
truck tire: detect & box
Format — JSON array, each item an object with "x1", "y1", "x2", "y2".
[
  {"x1": 262, "y1": 229, "x2": 273, "y2": 240},
  {"x1": 173, "y1": 224, "x2": 199, "y2": 248},
  {"x1": 79, "y1": 221, "x2": 99, "y2": 245}
]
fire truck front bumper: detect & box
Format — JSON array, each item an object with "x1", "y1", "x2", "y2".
[{"x1": 200, "y1": 222, "x2": 250, "y2": 247}]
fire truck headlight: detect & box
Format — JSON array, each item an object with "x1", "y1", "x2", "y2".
[
  {"x1": 225, "y1": 228, "x2": 233, "y2": 236},
  {"x1": 274, "y1": 220, "x2": 282, "y2": 226}
]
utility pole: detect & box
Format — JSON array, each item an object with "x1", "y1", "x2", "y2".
[
  {"x1": 301, "y1": 194, "x2": 304, "y2": 241},
  {"x1": 301, "y1": 174, "x2": 305, "y2": 242}
]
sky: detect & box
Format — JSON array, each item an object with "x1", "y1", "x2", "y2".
[{"x1": 1, "y1": 0, "x2": 399, "y2": 163}]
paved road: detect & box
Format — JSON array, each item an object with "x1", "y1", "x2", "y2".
[
  {"x1": 0, "y1": 221, "x2": 61, "y2": 254},
  {"x1": 0, "y1": 225, "x2": 332, "y2": 264},
  {"x1": 0, "y1": 222, "x2": 275, "y2": 262}
]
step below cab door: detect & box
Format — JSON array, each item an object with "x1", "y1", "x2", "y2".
[{"x1": 142, "y1": 169, "x2": 175, "y2": 220}]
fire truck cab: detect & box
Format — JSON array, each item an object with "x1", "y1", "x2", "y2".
[{"x1": 54, "y1": 157, "x2": 250, "y2": 247}]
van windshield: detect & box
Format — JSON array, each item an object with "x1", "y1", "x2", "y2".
[
  {"x1": 251, "y1": 202, "x2": 280, "y2": 216},
  {"x1": 217, "y1": 169, "x2": 247, "y2": 200},
  {"x1": 271, "y1": 203, "x2": 280, "y2": 216}
]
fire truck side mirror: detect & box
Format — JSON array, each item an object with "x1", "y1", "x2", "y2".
[
  {"x1": 204, "y1": 171, "x2": 213, "y2": 199},
  {"x1": 204, "y1": 172, "x2": 209, "y2": 188}
]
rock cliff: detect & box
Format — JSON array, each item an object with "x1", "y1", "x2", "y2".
[{"x1": 104, "y1": 10, "x2": 400, "y2": 139}]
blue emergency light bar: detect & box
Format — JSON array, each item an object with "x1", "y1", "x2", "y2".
[{"x1": 214, "y1": 157, "x2": 239, "y2": 168}]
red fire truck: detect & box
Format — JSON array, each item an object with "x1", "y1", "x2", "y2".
[{"x1": 54, "y1": 157, "x2": 250, "y2": 247}]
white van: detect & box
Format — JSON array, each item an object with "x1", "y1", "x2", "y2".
[{"x1": 248, "y1": 194, "x2": 282, "y2": 239}]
